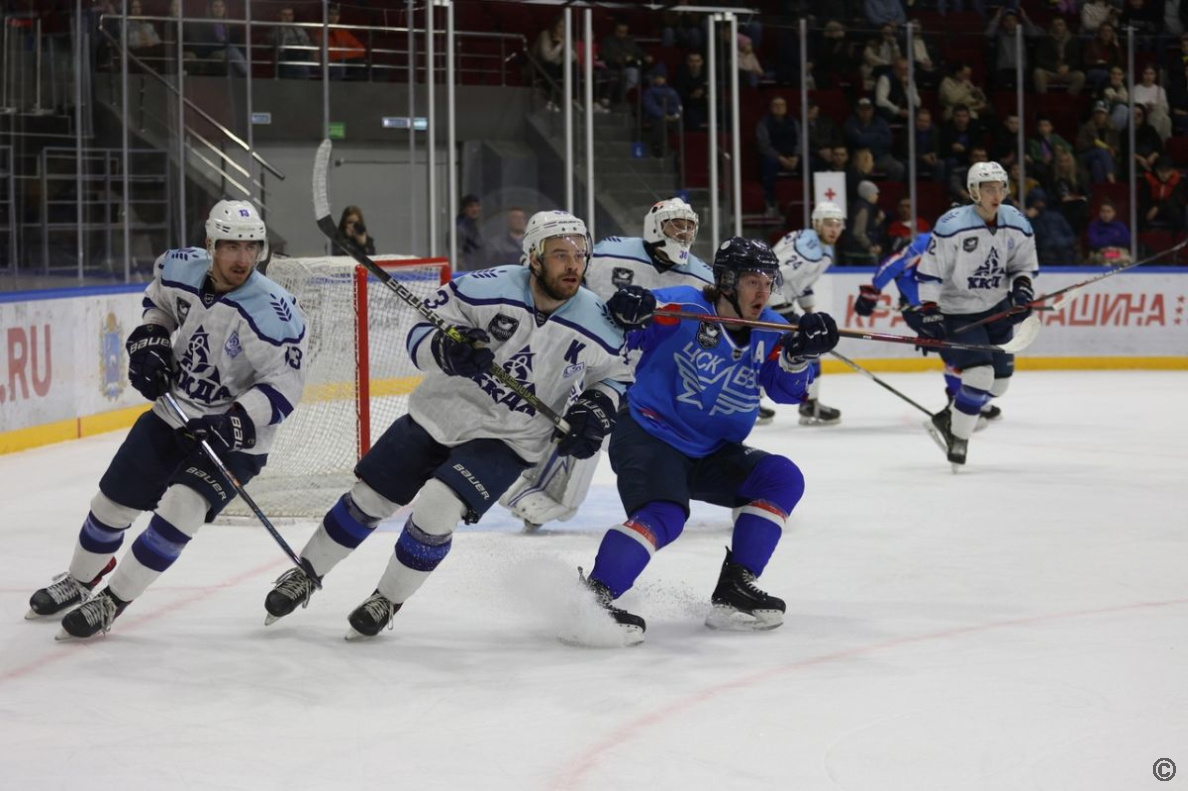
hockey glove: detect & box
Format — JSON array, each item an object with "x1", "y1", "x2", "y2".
[
  {"x1": 1009, "y1": 276, "x2": 1034, "y2": 324},
  {"x1": 126, "y1": 324, "x2": 175, "y2": 401},
  {"x1": 430, "y1": 327, "x2": 495, "y2": 377},
  {"x1": 903, "y1": 302, "x2": 946, "y2": 355},
  {"x1": 781, "y1": 312, "x2": 839, "y2": 363},
  {"x1": 554, "y1": 390, "x2": 615, "y2": 460},
  {"x1": 853, "y1": 284, "x2": 881, "y2": 317},
  {"x1": 606, "y1": 285, "x2": 657, "y2": 330},
  {"x1": 182, "y1": 405, "x2": 256, "y2": 452}
]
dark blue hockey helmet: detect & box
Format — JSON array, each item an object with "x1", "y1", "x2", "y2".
[{"x1": 712, "y1": 237, "x2": 780, "y2": 291}]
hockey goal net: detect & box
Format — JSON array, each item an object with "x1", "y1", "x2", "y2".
[{"x1": 220, "y1": 255, "x2": 450, "y2": 520}]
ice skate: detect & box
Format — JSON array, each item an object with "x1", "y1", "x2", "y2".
[
  {"x1": 561, "y1": 570, "x2": 645, "y2": 647},
  {"x1": 56, "y1": 588, "x2": 128, "y2": 641},
  {"x1": 925, "y1": 407, "x2": 955, "y2": 454},
  {"x1": 264, "y1": 565, "x2": 317, "y2": 625},
  {"x1": 798, "y1": 399, "x2": 841, "y2": 426},
  {"x1": 975, "y1": 403, "x2": 1002, "y2": 432},
  {"x1": 705, "y1": 548, "x2": 785, "y2": 631},
  {"x1": 756, "y1": 405, "x2": 776, "y2": 425},
  {"x1": 948, "y1": 437, "x2": 968, "y2": 472},
  {"x1": 345, "y1": 590, "x2": 402, "y2": 640},
  {"x1": 521, "y1": 519, "x2": 543, "y2": 535},
  {"x1": 27, "y1": 558, "x2": 116, "y2": 620}
]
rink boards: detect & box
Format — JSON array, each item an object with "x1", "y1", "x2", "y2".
[{"x1": 2, "y1": 267, "x2": 1186, "y2": 454}]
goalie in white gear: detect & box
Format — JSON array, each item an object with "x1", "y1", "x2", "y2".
[
  {"x1": 500, "y1": 198, "x2": 713, "y2": 533},
  {"x1": 910, "y1": 161, "x2": 1038, "y2": 469},
  {"x1": 760, "y1": 200, "x2": 845, "y2": 425}
]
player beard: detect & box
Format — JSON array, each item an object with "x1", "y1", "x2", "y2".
[{"x1": 535, "y1": 267, "x2": 581, "y2": 302}]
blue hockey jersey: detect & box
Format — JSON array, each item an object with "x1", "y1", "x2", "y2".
[
  {"x1": 626, "y1": 286, "x2": 814, "y2": 458},
  {"x1": 871, "y1": 232, "x2": 930, "y2": 306}
]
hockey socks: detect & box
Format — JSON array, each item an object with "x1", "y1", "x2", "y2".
[
  {"x1": 731, "y1": 455, "x2": 803, "y2": 575},
  {"x1": 591, "y1": 501, "x2": 686, "y2": 598}
]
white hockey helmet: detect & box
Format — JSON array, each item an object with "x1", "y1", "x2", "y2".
[
  {"x1": 522, "y1": 210, "x2": 591, "y2": 269},
  {"x1": 205, "y1": 199, "x2": 269, "y2": 263},
  {"x1": 967, "y1": 161, "x2": 1009, "y2": 203},
  {"x1": 811, "y1": 200, "x2": 846, "y2": 232},
  {"x1": 643, "y1": 197, "x2": 699, "y2": 264}
]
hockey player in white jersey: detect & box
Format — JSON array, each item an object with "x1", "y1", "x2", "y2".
[
  {"x1": 909, "y1": 161, "x2": 1038, "y2": 469},
  {"x1": 762, "y1": 200, "x2": 846, "y2": 425},
  {"x1": 27, "y1": 200, "x2": 308, "y2": 639},
  {"x1": 500, "y1": 197, "x2": 713, "y2": 533},
  {"x1": 261, "y1": 210, "x2": 636, "y2": 639}
]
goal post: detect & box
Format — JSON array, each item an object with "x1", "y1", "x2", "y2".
[{"x1": 220, "y1": 254, "x2": 450, "y2": 520}]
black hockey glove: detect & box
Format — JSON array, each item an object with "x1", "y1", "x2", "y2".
[
  {"x1": 183, "y1": 405, "x2": 256, "y2": 452},
  {"x1": 781, "y1": 312, "x2": 839, "y2": 363},
  {"x1": 853, "y1": 284, "x2": 881, "y2": 317},
  {"x1": 430, "y1": 327, "x2": 495, "y2": 377},
  {"x1": 554, "y1": 390, "x2": 615, "y2": 460},
  {"x1": 1009, "y1": 276, "x2": 1034, "y2": 324},
  {"x1": 606, "y1": 285, "x2": 657, "y2": 330},
  {"x1": 903, "y1": 302, "x2": 945, "y2": 355},
  {"x1": 126, "y1": 323, "x2": 175, "y2": 401}
]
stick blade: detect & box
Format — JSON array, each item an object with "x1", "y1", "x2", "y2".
[
  {"x1": 312, "y1": 139, "x2": 332, "y2": 223},
  {"x1": 998, "y1": 313, "x2": 1041, "y2": 354}
]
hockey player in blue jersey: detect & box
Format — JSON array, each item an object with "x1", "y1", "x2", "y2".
[
  {"x1": 574, "y1": 237, "x2": 840, "y2": 646},
  {"x1": 501, "y1": 198, "x2": 714, "y2": 534},
  {"x1": 27, "y1": 200, "x2": 308, "y2": 639},
  {"x1": 262, "y1": 210, "x2": 636, "y2": 639},
  {"x1": 909, "y1": 161, "x2": 1038, "y2": 469}
]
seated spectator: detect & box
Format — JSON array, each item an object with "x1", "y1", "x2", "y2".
[
  {"x1": 1140, "y1": 155, "x2": 1187, "y2": 231},
  {"x1": 939, "y1": 104, "x2": 985, "y2": 172},
  {"x1": 334, "y1": 206, "x2": 376, "y2": 256},
  {"x1": 1076, "y1": 101, "x2": 1121, "y2": 184},
  {"x1": 847, "y1": 147, "x2": 876, "y2": 199},
  {"x1": 737, "y1": 33, "x2": 765, "y2": 88},
  {"x1": 1086, "y1": 198, "x2": 1133, "y2": 265},
  {"x1": 861, "y1": 23, "x2": 901, "y2": 91},
  {"x1": 1048, "y1": 147, "x2": 1092, "y2": 235},
  {"x1": 1027, "y1": 114, "x2": 1073, "y2": 185},
  {"x1": 1028, "y1": 188, "x2": 1079, "y2": 264},
  {"x1": 950, "y1": 144, "x2": 989, "y2": 204},
  {"x1": 673, "y1": 51, "x2": 708, "y2": 130},
  {"x1": 660, "y1": 10, "x2": 702, "y2": 51},
  {"x1": 1082, "y1": 23, "x2": 1125, "y2": 92},
  {"x1": 184, "y1": 0, "x2": 247, "y2": 77},
  {"x1": 842, "y1": 180, "x2": 886, "y2": 264},
  {"x1": 1166, "y1": 50, "x2": 1188, "y2": 136},
  {"x1": 599, "y1": 20, "x2": 651, "y2": 108},
  {"x1": 1006, "y1": 161, "x2": 1041, "y2": 208},
  {"x1": 865, "y1": 0, "x2": 906, "y2": 27},
  {"x1": 1122, "y1": 104, "x2": 1164, "y2": 180},
  {"x1": 843, "y1": 97, "x2": 905, "y2": 180},
  {"x1": 127, "y1": 0, "x2": 161, "y2": 51},
  {"x1": 899, "y1": 106, "x2": 945, "y2": 182},
  {"x1": 268, "y1": 5, "x2": 312, "y2": 79},
  {"x1": 805, "y1": 100, "x2": 845, "y2": 173},
  {"x1": 938, "y1": 62, "x2": 989, "y2": 121},
  {"x1": 533, "y1": 16, "x2": 573, "y2": 110},
  {"x1": 1033, "y1": 17, "x2": 1085, "y2": 96},
  {"x1": 756, "y1": 95, "x2": 802, "y2": 215},
  {"x1": 886, "y1": 196, "x2": 931, "y2": 254},
  {"x1": 811, "y1": 19, "x2": 858, "y2": 90},
  {"x1": 456, "y1": 195, "x2": 485, "y2": 272},
  {"x1": 903, "y1": 20, "x2": 941, "y2": 90},
  {"x1": 484, "y1": 207, "x2": 528, "y2": 267},
  {"x1": 874, "y1": 56, "x2": 920, "y2": 124},
  {"x1": 1081, "y1": 0, "x2": 1121, "y2": 35},
  {"x1": 1099, "y1": 66, "x2": 1131, "y2": 131},
  {"x1": 1133, "y1": 64, "x2": 1172, "y2": 140},
  {"x1": 319, "y1": 4, "x2": 366, "y2": 80},
  {"x1": 989, "y1": 113, "x2": 1022, "y2": 170},
  {"x1": 642, "y1": 65, "x2": 681, "y2": 158},
  {"x1": 829, "y1": 145, "x2": 850, "y2": 174},
  {"x1": 985, "y1": 7, "x2": 1040, "y2": 90}
]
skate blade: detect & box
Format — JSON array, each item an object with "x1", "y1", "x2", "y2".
[
  {"x1": 798, "y1": 415, "x2": 840, "y2": 427},
  {"x1": 54, "y1": 628, "x2": 83, "y2": 642},
  {"x1": 755, "y1": 415, "x2": 774, "y2": 426},
  {"x1": 974, "y1": 416, "x2": 988, "y2": 432},
  {"x1": 705, "y1": 605, "x2": 784, "y2": 632},
  {"x1": 264, "y1": 613, "x2": 282, "y2": 626},
  {"x1": 558, "y1": 626, "x2": 644, "y2": 648},
  {"x1": 950, "y1": 462, "x2": 963, "y2": 474},
  {"x1": 520, "y1": 520, "x2": 543, "y2": 535},
  {"x1": 344, "y1": 626, "x2": 378, "y2": 642},
  {"x1": 923, "y1": 419, "x2": 950, "y2": 453},
  {"x1": 25, "y1": 608, "x2": 53, "y2": 620}
]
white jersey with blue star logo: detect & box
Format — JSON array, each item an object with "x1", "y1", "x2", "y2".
[
  {"x1": 916, "y1": 204, "x2": 1038, "y2": 314},
  {"x1": 406, "y1": 266, "x2": 633, "y2": 464},
  {"x1": 584, "y1": 236, "x2": 713, "y2": 302},
  {"x1": 140, "y1": 247, "x2": 309, "y2": 455}
]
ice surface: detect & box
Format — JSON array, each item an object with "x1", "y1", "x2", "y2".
[{"x1": 3, "y1": 371, "x2": 1186, "y2": 791}]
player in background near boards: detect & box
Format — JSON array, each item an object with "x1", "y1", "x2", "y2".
[
  {"x1": 573, "y1": 237, "x2": 840, "y2": 646},
  {"x1": 27, "y1": 200, "x2": 308, "y2": 639},
  {"x1": 854, "y1": 232, "x2": 1003, "y2": 430},
  {"x1": 909, "y1": 161, "x2": 1038, "y2": 469},
  {"x1": 760, "y1": 200, "x2": 846, "y2": 426},
  {"x1": 262, "y1": 210, "x2": 638, "y2": 639},
  {"x1": 500, "y1": 197, "x2": 714, "y2": 534}
]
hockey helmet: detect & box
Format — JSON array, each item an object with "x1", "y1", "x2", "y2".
[
  {"x1": 521, "y1": 210, "x2": 591, "y2": 271},
  {"x1": 967, "y1": 161, "x2": 1009, "y2": 203},
  {"x1": 712, "y1": 237, "x2": 780, "y2": 292},
  {"x1": 643, "y1": 197, "x2": 699, "y2": 264},
  {"x1": 205, "y1": 199, "x2": 269, "y2": 263}
]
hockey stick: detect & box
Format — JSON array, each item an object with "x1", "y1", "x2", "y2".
[
  {"x1": 653, "y1": 308, "x2": 1038, "y2": 354},
  {"x1": 161, "y1": 393, "x2": 322, "y2": 589},
  {"x1": 311, "y1": 139, "x2": 570, "y2": 434},
  {"x1": 828, "y1": 350, "x2": 936, "y2": 417},
  {"x1": 954, "y1": 237, "x2": 1188, "y2": 334}
]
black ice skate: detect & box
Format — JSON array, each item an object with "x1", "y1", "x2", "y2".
[
  {"x1": 581, "y1": 572, "x2": 646, "y2": 646},
  {"x1": 975, "y1": 403, "x2": 1002, "y2": 432},
  {"x1": 705, "y1": 548, "x2": 785, "y2": 631},
  {"x1": 756, "y1": 405, "x2": 776, "y2": 425},
  {"x1": 345, "y1": 590, "x2": 402, "y2": 640},
  {"x1": 264, "y1": 566, "x2": 317, "y2": 625},
  {"x1": 925, "y1": 407, "x2": 955, "y2": 454},
  {"x1": 798, "y1": 399, "x2": 841, "y2": 426},
  {"x1": 56, "y1": 588, "x2": 128, "y2": 641},
  {"x1": 26, "y1": 558, "x2": 116, "y2": 620}
]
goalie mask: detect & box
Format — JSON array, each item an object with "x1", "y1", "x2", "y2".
[
  {"x1": 205, "y1": 199, "x2": 269, "y2": 265},
  {"x1": 643, "y1": 197, "x2": 698, "y2": 265},
  {"x1": 967, "y1": 161, "x2": 1009, "y2": 204},
  {"x1": 522, "y1": 210, "x2": 591, "y2": 274}
]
